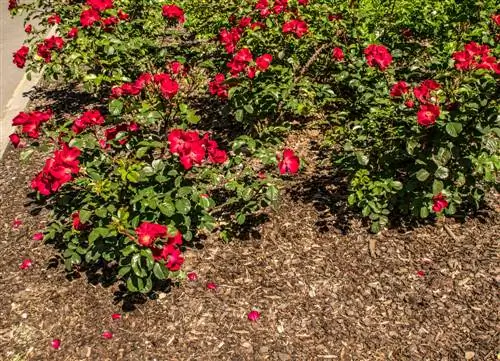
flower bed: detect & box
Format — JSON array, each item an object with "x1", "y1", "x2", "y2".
[{"x1": 7, "y1": 0, "x2": 500, "y2": 292}]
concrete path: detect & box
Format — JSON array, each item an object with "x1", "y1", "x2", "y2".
[{"x1": 0, "y1": 6, "x2": 42, "y2": 157}]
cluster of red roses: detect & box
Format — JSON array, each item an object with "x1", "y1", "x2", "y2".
[
  {"x1": 111, "y1": 65, "x2": 184, "y2": 99},
  {"x1": 162, "y1": 4, "x2": 185, "y2": 24},
  {"x1": 72, "y1": 109, "x2": 105, "y2": 134},
  {"x1": 37, "y1": 36, "x2": 65, "y2": 63},
  {"x1": 208, "y1": 74, "x2": 229, "y2": 98},
  {"x1": 390, "y1": 79, "x2": 441, "y2": 127},
  {"x1": 168, "y1": 129, "x2": 228, "y2": 170},
  {"x1": 31, "y1": 143, "x2": 81, "y2": 196},
  {"x1": 80, "y1": 0, "x2": 129, "y2": 30},
  {"x1": 11, "y1": 109, "x2": 53, "y2": 142},
  {"x1": 452, "y1": 42, "x2": 500, "y2": 74},
  {"x1": 282, "y1": 19, "x2": 308, "y2": 38},
  {"x1": 227, "y1": 48, "x2": 273, "y2": 78},
  {"x1": 135, "y1": 222, "x2": 184, "y2": 271},
  {"x1": 219, "y1": 15, "x2": 265, "y2": 54}
]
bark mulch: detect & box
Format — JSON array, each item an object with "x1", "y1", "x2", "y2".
[{"x1": 0, "y1": 143, "x2": 498, "y2": 361}]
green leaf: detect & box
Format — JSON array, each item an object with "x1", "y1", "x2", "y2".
[
  {"x1": 118, "y1": 266, "x2": 131, "y2": 278},
  {"x1": 265, "y1": 185, "x2": 279, "y2": 202},
  {"x1": 244, "y1": 104, "x2": 254, "y2": 114},
  {"x1": 153, "y1": 262, "x2": 168, "y2": 280},
  {"x1": 416, "y1": 169, "x2": 430, "y2": 182},
  {"x1": 355, "y1": 152, "x2": 369, "y2": 166},
  {"x1": 235, "y1": 109, "x2": 244, "y2": 122},
  {"x1": 434, "y1": 166, "x2": 449, "y2": 180},
  {"x1": 420, "y1": 206, "x2": 429, "y2": 218},
  {"x1": 432, "y1": 180, "x2": 444, "y2": 195},
  {"x1": 79, "y1": 209, "x2": 92, "y2": 223},
  {"x1": 175, "y1": 198, "x2": 191, "y2": 214},
  {"x1": 131, "y1": 254, "x2": 147, "y2": 278},
  {"x1": 109, "y1": 99, "x2": 123, "y2": 116},
  {"x1": 136, "y1": 147, "x2": 149, "y2": 159},
  {"x1": 445, "y1": 122, "x2": 462, "y2": 137},
  {"x1": 159, "y1": 201, "x2": 175, "y2": 217},
  {"x1": 127, "y1": 171, "x2": 140, "y2": 183},
  {"x1": 236, "y1": 213, "x2": 246, "y2": 224}
]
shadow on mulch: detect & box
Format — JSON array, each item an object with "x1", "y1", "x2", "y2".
[{"x1": 25, "y1": 82, "x2": 102, "y2": 116}]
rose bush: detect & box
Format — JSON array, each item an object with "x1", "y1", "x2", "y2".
[{"x1": 8, "y1": 0, "x2": 499, "y2": 292}]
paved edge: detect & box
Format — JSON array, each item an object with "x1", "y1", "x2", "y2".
[
  {"x1": 0, "y1": 71, "x2": 44, "y2": 159},
  {"x1": 0, "y1": 26, "x2": 56, "y2": 159}
]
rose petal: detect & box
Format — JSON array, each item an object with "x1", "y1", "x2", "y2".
[
  {"x1": 206, "y1": 282, "x2": 217, "y2": 290},
  {"x1": 33, "y1": 232, "x2": 44, "y2": 241},
  {"x1": 187, "y1": 272, "x2": 198, "y2": 281},
  {"x1": 247, "y1": 310, "x2": 261, "y2": 321},
  {"x1": 416, "y1": 270, "x2": 425, "y2": 278},
  {"x1": 12, "y1": 218, "x2": 22, "y2": 229},
  {"x1": 111, "y1": 313, "x2": 121, "y2": 320},
  {"x1": 101, "y1": 331, "x2": 113, "y2": 339},
  {"x1": 20, "y1": 259, "x2": 33, "y2": 270},
  {"x1": 51, "y1": 338, "x2": 61, "y2": 350}
]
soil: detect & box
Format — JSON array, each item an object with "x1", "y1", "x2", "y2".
[{"x1": 0, "y1": 87, "x2": 499, "y2": 361}]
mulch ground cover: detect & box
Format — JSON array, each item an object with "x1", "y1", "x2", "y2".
[{"x1": 0, "y1": 87, "x2": 499, "y2": 361}]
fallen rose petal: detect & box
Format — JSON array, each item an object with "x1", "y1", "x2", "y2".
[
  {"x1": 416, "y1": 270, "x2": 425, "y2": 278},
  {"x1": 187, "y1": 272, "x2": 198, "y2": 281},
  {"x1": 111, "y1": 313, "x2": 121, "y2": 320},
  {"x1": 101, "y1": 331, "x2": 113, "y2": 339},
  {"x1": 12, "y1": 218, "x2": 22, "y2": 229},
  {"x1": 51, "y1": 338, "x2": 61, "y2": 350},
  {"x1": 33, "y1": 232, "x2": 44, "y2": 241},
  {"x1": 247, "y1": 310, "x2": 261, "y2": 321},
  {"x1": 20, "y1": 259, "x2": 33, "y2": 270},
  {"x1": 206, "y1": 282, "x2": 217, "y2": 290}
]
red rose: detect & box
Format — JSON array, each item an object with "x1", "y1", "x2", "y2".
[
  {"x1": 238, "y1": 16, "x2": 252, "y2": 29},
  {"x1": 80, "y1": 9, "x2": 101, "y2": 28},
  {"x1": 273, "y1": 0, "x2": 288, "y2": 14},
  {"x1": 432, "y1": 193, "x2": 448, "y2": 213},
  {"x1": 154, "y1": 73, "x2": 179, "y2": 98},
  {"x1": 8, "y1": 0, "x2": 17, "y2": 11},
  {"x1": 25, "y1": 24, "x2": 32, "y2": 33},
  {"x1": 328, "y1": 13, "x2": 342, "y2": 21},
  {"x1": 72, "y1": 109, "x2": 105, "y2": 134},
  {"x1": 417, "y1": 104, "x2": 440, "y2": 126},
  {"x1": 86, "y1": 0, "x2": 113, "y2": 12},
  {"x1": 135, "y1": 222, "x2": 167, "y2": 247},
  {"x1": 234, "y1": 48, "x2": 253, "y2": 63},
  {"x1": 282, "y1": 19, "x2": 308, "y2": 38},
  {"x1": 277, "y1": 149, "x2": 300, "y2": 174},
  {"x1": 364, "y1": 44, "x2": 392, "y2": 71},
  {"x1": 67, "y1": 27, "x2": 79, "y2": 38},
  {"x1": 13, "y1": 45, "x2": 29, "y2": 68},
  {"x1": 413, "y1": 80, "x2": 440, "y2": 103},
  {"x1": 492, "y1": 14, "x2": 500, "y2": 26},
  {"x1": 162, "y1": 4, "x2": 185, "y2": 23},
  {"x1": 405, "y1": 100, "x2": 414, "y2": 108},
  {"x1": 72, "y1": 211, "x2": 84, "y2": 230},
  {"x1": 209, "y1": 73, "x2": 228, "y2": 98},
  {"x1": 219, "y1": 27, "x2": 241, "y2": 54},
  {"x1": 256, "y1": 53, "x2": 272, "y2": 71},
  {"x1": 47, "y1": 14, "x2": 61, "y2": 25},
  {"x1": 390, "y1": 81, "x2": 409, "y2": 97},
  {"x1": 9, "y1": 133, "x2": 21, "y2": 148},
  {"x1": 332, "y1": 47, "x2": 344, "y2": 61},
  {"x1": 117, "y1": 9, "x2": 129, "y2": 20}
]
